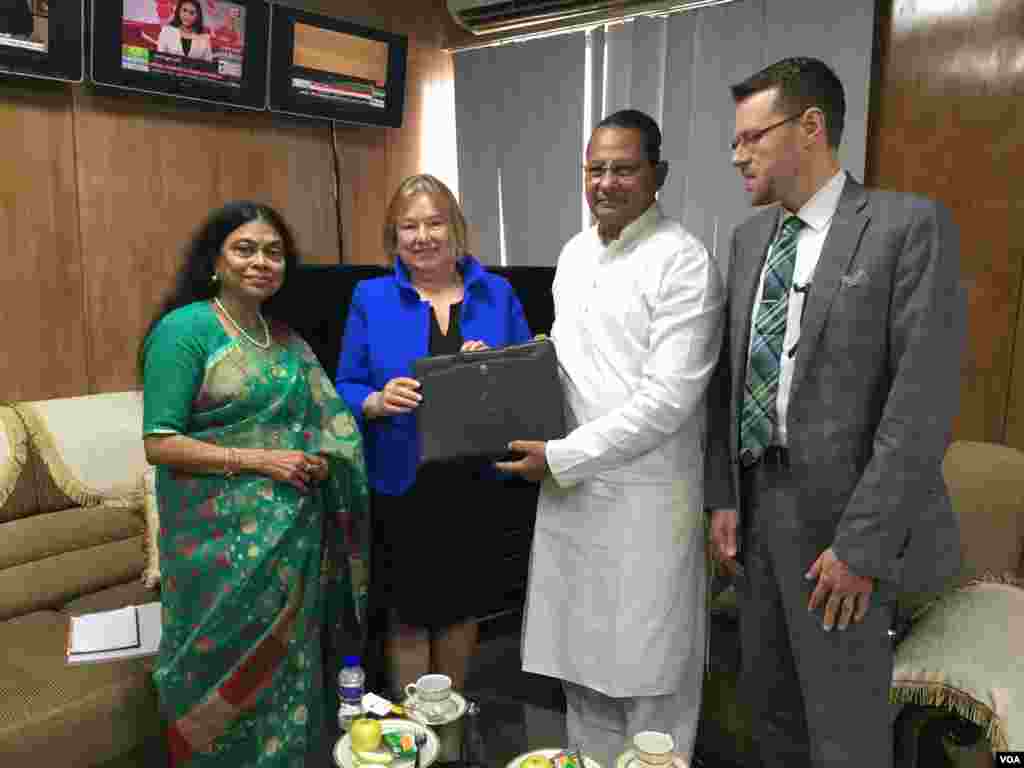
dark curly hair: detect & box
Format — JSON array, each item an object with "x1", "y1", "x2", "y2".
[{"x1": 136, "y1": 201, "x2": 301, "y2": 378}]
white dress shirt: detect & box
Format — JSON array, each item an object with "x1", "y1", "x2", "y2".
[
  {"x1": 749, "y1": 170, "x2": 846, "y2": 445},
  {"x1": 157, "y1": 26, "x2": 214, "y2": 61}
]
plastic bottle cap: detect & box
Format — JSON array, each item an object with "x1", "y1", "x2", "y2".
[{"x1": 343, "y1": 655, "x2": 361, "y2": 666}]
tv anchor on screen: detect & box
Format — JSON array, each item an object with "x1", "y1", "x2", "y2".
[
  {"x1": 143, "y1": 0, "x2": 212, "y2": 61},
  {"x1": 122, "y1": 0, "x2": 246, "y2": 85}
]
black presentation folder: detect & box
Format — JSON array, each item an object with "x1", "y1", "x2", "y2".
[{"x1": 414, "y1": 339, "x2": 567, "y2": 464}]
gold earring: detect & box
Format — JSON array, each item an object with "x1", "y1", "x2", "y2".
[{"x1": 211, "y1": 273, "x2": 219, "y2": 284}]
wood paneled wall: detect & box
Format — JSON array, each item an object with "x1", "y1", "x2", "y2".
[
  {"x1": 867, "y1": 0, "x2": 1024, "y2": 448},
  {"x1": 0, "y1": 0, "x2": 459, "y2": 401},
  {"x1": 0, "y1": 83, "x2": 90, "y2": 400}
]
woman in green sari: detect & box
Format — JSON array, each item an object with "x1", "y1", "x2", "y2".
[{"x1": 140, "y1": 201, "x2": 369, "y2": 767}]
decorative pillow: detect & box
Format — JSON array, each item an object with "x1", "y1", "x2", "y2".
[
  {"x1": 140, "y1": 465, "x2": 161, "y2": 588},
  {"x1": 891, "y1": 576, "x2": 1024, "y2": 752},
  {"x1": 14, "y1": 392, "x2": 147, "y2": 509}
]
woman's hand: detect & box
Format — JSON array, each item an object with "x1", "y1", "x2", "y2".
[
  {"x1": 461, "y1": 340, "x2": 489, "y2": 352},
  {"x1": 257, "y1": 450, "x2": 326, "y2": 493},
  {"x1": 364, "y1": 376, "x2": 421, "y2": 419}
]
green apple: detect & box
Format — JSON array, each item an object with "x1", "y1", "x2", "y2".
[
  {"x1": 350, "y1": 718, "x2": 383, "y2": 752},
  {"x1": 521, "y1": 755, "x2": 553, "y2": 768}
]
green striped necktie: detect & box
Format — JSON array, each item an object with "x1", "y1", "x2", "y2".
[{"x1": 740, "y1": 215, "x2": 806, "y2": 460}]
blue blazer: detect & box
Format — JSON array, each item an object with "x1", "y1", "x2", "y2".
[{"x1": 336, "y1": 255, "x2": 533, "y2": 495}]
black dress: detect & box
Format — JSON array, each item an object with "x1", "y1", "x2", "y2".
[{"x1": 366, "y1": 301, "x2": 499, "y2": 640}]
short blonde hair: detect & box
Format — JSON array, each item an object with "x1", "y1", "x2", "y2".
[{"x1": 383, "y1": 174, "x2": 468, "y2": 259}]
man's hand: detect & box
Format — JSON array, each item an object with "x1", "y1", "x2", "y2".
[
  {"x1": 709, "y1": 507, "x2": 739, "y2": 576},
  {"x1": 806, "y1": 547, "x2": 874, "y2": 631},
  {"x1": 494, "y1": 440, "x2": 548, "y2": 482}
]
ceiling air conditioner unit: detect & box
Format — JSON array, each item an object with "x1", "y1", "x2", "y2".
[{"x1": 448, "y1": 0, "x2": 726, "y2": 36}]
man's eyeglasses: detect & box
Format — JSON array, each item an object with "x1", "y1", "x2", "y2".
[
  {"x1": 731, "y1": 112, "x2": 804, "y2": 151},
  {"x1": 582, "y1": 162, "x2": 646, "y2": 182},
  {"x1": 230, "y1": 240, "x2": 285, "y2": 262}
]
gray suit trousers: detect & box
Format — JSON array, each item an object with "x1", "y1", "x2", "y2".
[{"x1": 737, "y1": 459, "x2": 896, "y2": 768}]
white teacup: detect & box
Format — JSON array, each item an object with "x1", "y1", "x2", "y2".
[
  {"x1": 404, "y1": 674, "x2": 455, "y2": 719},
  {"x1": 632, "y1": 731, "x2": 674, "y2": 765}
]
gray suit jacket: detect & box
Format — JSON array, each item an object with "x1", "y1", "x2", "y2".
[{"x1": 704, "y1": 175, "x2": 966, "y2": 595}]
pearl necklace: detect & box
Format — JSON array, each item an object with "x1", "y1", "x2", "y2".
[{"x1": 214, "y1": 297, "x2": 271, "y2": 349}]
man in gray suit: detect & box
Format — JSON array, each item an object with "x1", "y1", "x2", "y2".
[{"x1": 704, "y1": 57, "x2": 966, "y2": 767}]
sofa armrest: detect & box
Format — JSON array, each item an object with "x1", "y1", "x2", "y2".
[{"x1": 891, "y1": 578, "x2": 1023, "y2": 753}]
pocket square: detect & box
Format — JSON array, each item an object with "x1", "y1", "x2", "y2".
[{"x1": 840, "y1": 268, "x2": 868, "y2": 288}]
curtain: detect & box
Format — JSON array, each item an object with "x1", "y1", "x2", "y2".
[
  {"x1": 454, "y1": 0, "x2": 875, "y2": 274},
  {"x1": 454, "y1": 34, "x2": 586, "y2": 266}
]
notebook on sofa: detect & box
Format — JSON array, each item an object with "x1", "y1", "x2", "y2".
[{"x1": 66, "y1": 602, "x2": 162, "y2": 665}]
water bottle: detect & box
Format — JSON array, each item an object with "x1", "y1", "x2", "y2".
[
  {"x1": 461, "y1": 699, "x2": 487, "y2": 767},
  {"x1": 337, "y1": 655, "x2": 365, "y2": 733}
]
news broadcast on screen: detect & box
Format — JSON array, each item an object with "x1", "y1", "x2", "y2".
[
  {"x1": 290, "y1": 22, "x2": 389, "y2": 110},
  {"x1": 120, "y1": 0, "x2": 246, "y2": 87}
]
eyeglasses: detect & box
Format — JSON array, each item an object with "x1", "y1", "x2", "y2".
[
  {"x1": 229, "y1": 240, "x2": 285, "y2": 262},
  {"x1": 582, "y1": 162, "x2": 647, "y2": 183},
  {"x1": 731, "y1": 112, "x2": 804, "y2": 151}
]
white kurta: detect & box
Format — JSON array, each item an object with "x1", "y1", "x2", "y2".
[{"x1": 521, "y1": 203, "x2": 724, "y2": 698}]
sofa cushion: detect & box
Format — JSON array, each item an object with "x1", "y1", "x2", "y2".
[
  {"x1": 0, "y1": 610, "x2": 162, "y2": 765},
  {"x1": 891, "y1": 578, "x2": 1024, "y2": 752},
  {"x1": 0, "y1": 406, "x2": 38, "y2": 524},
  {"x1": 944, "y1": 441, "x2": 1024, "y2": 584},
  {"x1": 0, "y1": 503, "x2": 145, "y2": 620},
  {"x1": 0, "y1": 505, "x2": 142, "y2": 572},
  {"x1": 62, "y1": 580, "x2": 159, "y2": 617},
  {"x1": 14, "y1": 392, "x2": 147, "y2": 511},
  {"x1": 896, "y1": 441, "x2": 1024, "y2": 622}
]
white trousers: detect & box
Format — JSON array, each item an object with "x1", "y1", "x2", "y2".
[{"x1": 563, "y1": 677, "x2": 702, "y2": 768}]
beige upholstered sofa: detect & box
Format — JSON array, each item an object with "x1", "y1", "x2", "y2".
[{"x1": 0, "y1": 392, "x2": 164, "y2": 767}]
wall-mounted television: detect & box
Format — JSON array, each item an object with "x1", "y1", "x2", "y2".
[
  {"x1": 91, "y1": 0, "x2": 269, "y2": 110},
  {"x1": 268, "y1": 4, "x2": 407, "y2": 127},
  {"x1": 0, "y1": 0, "x2": 83, "y2": 83}
]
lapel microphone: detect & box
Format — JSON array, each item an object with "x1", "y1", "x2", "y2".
[{"x1": 788, "y1": 281, "x2": 813, "y2": 358}]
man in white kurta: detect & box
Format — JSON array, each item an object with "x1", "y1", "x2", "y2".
[{"x1": 499, "y1": 110, "x2": 724, "y2": 767}]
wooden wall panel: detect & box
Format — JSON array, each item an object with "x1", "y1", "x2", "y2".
[
  {"x1": 867, "y1": 0, "x2": 1024, "y2": 444},
  {"x1": 1007, "y1": 278, "x2": 1024, "y2": 451},
  {"x1": 0, "y1": 83, "x2": 90, "y2": 401},
  {"x1": 337, "y1": 39, "x2": 456, "y2": 265},
  {"x1": 72, "y1": 92, "x2": 339, "y2": 393}
]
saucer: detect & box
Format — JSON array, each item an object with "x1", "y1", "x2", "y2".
[
  {"x1": 334, "y1": 718, "x2": 439, "y2": 768},
  {"x1": 507, "y1": 747, "x2": 602, "y2": 768},
  {"x1": 614, "y1": 749, "x2": 688, "y2": 768},
  {"x1": 402, "y1": 690, "x2": 467, "y2": 725}
]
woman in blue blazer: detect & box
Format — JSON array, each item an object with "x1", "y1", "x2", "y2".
[{"x1": 336, "y1": 174, "x2": 532, "y2": 697}]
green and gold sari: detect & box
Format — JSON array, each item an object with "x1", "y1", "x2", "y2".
[{"x1": 143, "y1": 301, "x2": 369, "y2": 767}]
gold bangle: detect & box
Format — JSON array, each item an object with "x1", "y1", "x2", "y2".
[{"x1": 224, "y1": 446, "x2": 236, "y2": 478}]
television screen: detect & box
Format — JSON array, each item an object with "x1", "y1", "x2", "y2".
[
  {"x1": 0, "y1": 0, "x2": 83, "y2": 82},
  {"x1": 92, "y1": 0, "x2": 268, "y2": 110},
  {"x1": 268, "y1": 5, "x2": 406, "y2": 127}
]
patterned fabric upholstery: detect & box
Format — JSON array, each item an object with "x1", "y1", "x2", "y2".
[{"x1": 0, "y1": 610, "x2": 161, "y2": 764}]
